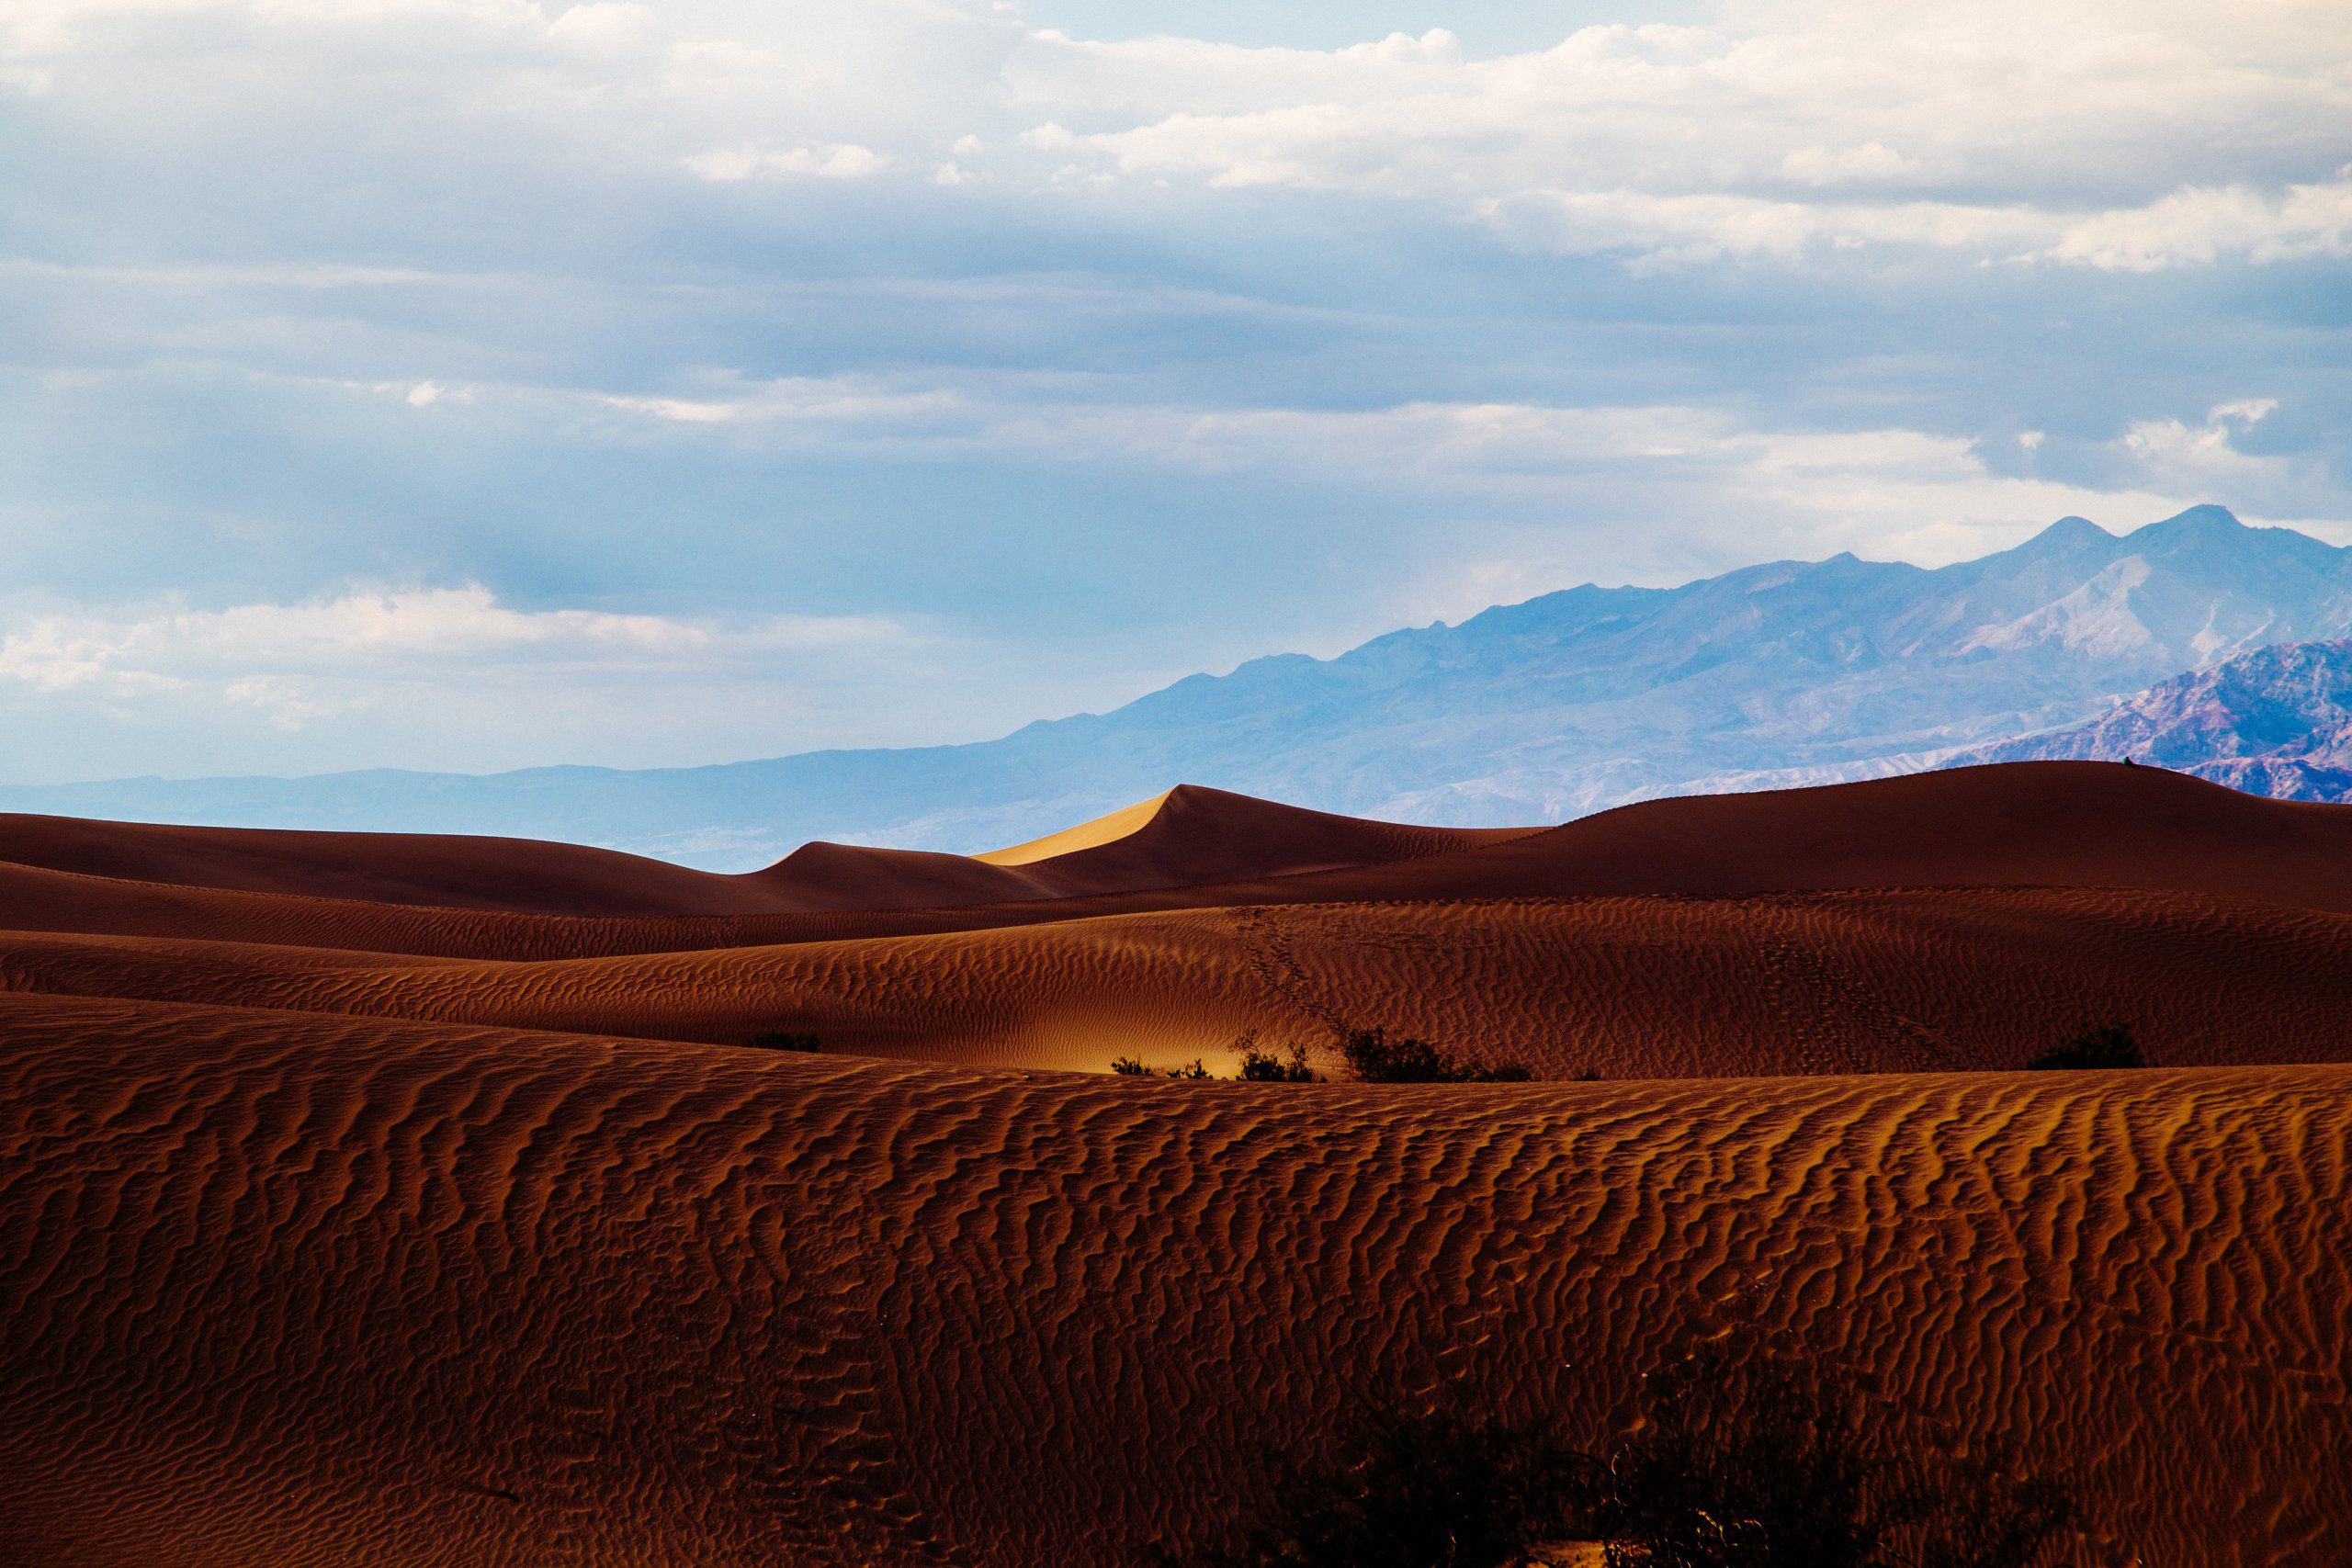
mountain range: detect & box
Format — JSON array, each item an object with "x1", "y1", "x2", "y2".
[
  {"x1": 6, "y1": 502, "x2": 2348, "y2": 867},
  {"x1": 1967, "y1": 635, "x2": 2352, "y2": 798}
]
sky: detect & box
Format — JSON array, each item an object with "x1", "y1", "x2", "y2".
[{"x1": 1, "y1": 0, "x2": 2347, "y2": 783}]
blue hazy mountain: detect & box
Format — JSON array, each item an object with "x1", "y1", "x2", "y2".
[
  {"x1": 1964, "y1": 635, "x2": 2352, "y2": 800},
  {"x1": 7, "y1": 504, "x2": 2348, "y2": 868}
]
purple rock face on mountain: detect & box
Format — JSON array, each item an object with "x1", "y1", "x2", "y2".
[
  {"x1": 1965, "y1": 637, "x2": 2352, "y2": 801},
  {"x1": 6, "y1": 503, "x2": 2349, "y2": 864}
]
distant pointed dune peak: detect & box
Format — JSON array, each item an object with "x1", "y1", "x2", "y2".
[
  {"x1": 747, "y1": 840, "x2": 1049, "y2": 912},
  {"x1": 972, "y1": 790, "x2": 1172, "y2": 865},
  {"x1": 722, "y1": 785, "x2": 1519, "y2": 910},
  {"x1": 1004, "y1": 783, "x2": 1540, "y2": 894}
]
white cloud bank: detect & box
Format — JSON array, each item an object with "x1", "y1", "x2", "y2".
[
  {"x1": 0, "y1": 585, "x2": 917, "y2": 719},
  {"x1": 0, "y1": 584, "x2": 1141, "y2": 779},
  {"x1": 684, "y1": 142, "x2": 891, "y2": 183},
  {"x1": 571, "y1": 369, "x2": 2343, "y2": 610},
  {"x1": 1001, "y1": 3, "x2": 2352, "y2": 268},
  {"x1": 6, "y1": 0, "x2": 2346, "y2": 273}
]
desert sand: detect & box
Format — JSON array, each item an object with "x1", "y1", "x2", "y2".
[{"x1": 2, "y1": 761, "x2": 2347, "y2": 1564}]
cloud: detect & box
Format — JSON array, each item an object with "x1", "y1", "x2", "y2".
[
  {"x1": 0, "y1": 584, "x2": 913, "y2": 716},
  {"x1": 996, "y1": 4, "x2": 2350, "y2": 268},
  {"x1": 371, "y1": 378, "x2": 471, "y2": 407},
  {"x1": 1780, "y1": 142, "x2": 1919, "y2": 186},
  {"x1": 2048, "y1": 175, "x2": 2352, "y2": 271},
  {"x1": 0, "y1": 581, "x2": 1163, "y2": 777},
  {"x1": 10, "y1": 0, "x2": 2344, "y2": 276},
  {"x1": 684, "y1": 142, "x2": 891, "y2": 183},
  {"x1": 580, "y1": 372, "x2": 2306, "y2": 568},
  {"x1": 2108, "y1": 399, "x2": 2337, "y2": 522},
  {"x1": 1481, "y1": 189, "x2": 2051, "y2": 265}
]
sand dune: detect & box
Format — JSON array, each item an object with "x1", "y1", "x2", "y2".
[
  {"x1": 6, "y1": 766, "x2": 2352, "y2": 964},
  {"x1": 969, "y1": 784, "x2": 1538, "y2": 894},
  {"x1": 0, "y1": 810, "x2": 777, "y2": 916},
  {"x1": 6, "y1": 886, "x2": 2351, "y2": 1077},
  {"x1": 0, "y1": 784, "x2": 1521, "y2": 927},
  {"x1": 1, "y1": 993, "x2": 2343, "y2": 1566},
  {"x1": 1276, "y1": 760, "x2": 2352, "y2": 913},
  {"x1": 6, "y1": 762, "x2": 2350, "y2": 1565},
  {"x1": 974, "y1": 788, "x2": 1176, "y2": 863}
]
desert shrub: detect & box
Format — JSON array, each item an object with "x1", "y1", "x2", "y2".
[
  {"x1": 1338, "y1": 1026, "x2": 1533, "y2": 1085},
  {"x1": 1162, "y1": 1398, "x2": 1590, "y2": 1568},
  {"x1": 744, "y1": 1030, "x2": 822, "y2": 1052},
  {"x1": 1236, "y1": 1033, "x2": 1324, "y2": 1083},
  {"x1": 1110, "y1": 1029, "x2": 1531, "y2": 1084},
  {"x1": 2022, "y1": 1023, "x2": 2145, "y2": 1071},
  {"x1": 1108, "y1": 1056, "x2": 1215, "y2": 1078},
  {"x1": 1158, "y1": 1344, "x2": 2077, "y2": 1568},
  {"x1": 1593, "y1": 1340, "x2": 2074, "y2": 1568}
]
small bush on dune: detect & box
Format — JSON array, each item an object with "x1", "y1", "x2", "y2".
[
  {"x1": 1110, "y1": 1055, "x2": 1216, "y2": 1078},
  {"x1": 1339, "y1": 1026, "x2": 1532, "y2": 1085},
  {"x1": 2022, "y1": 1023, "x2": 2146, "y2": 1071},
  {"x1": 1108, "y1": 1026, "x2": 1533, "y2": 1084},
  {"x1": 1236, "y1": 1033, "x2": 1324, "y2": 1083},
  {"x1": 1155, "y1": 1342, "x2": 2079, "y2": 1568},
  {"x1": 1593, "y1": 1340, "x2": 2073, "y2": 1568},
  {"x1": 744, "y1": 1030, "x2": 822, "y2": 1052},
  {"x1": 1162, "y1": 1398, "x2": 1589, "y2": 1568}
]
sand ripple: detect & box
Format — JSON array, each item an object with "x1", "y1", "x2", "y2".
[{"x1": 1, "y1": 994, "x2": 2346, "y2": 1564}]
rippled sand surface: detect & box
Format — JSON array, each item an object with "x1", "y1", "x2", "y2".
[{"x1": 3, "y1": 763, "x2": 2347, "y2": 1563}]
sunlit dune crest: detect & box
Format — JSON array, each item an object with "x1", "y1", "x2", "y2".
[{"x1": 972, "y1": 788, "x2": 1174, "y2": 863}]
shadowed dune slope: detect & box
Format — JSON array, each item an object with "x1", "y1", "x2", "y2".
[
  {"x1": 7, "y1": 886, "x2": 2352, "y2": 1077},
  {"x1": 0, "y1": 811, "x2": 778, "y2": 917},
  {"x1": 966, "y1": 784, "x2": 1539, "y2": 896},
  {"x1": 1, "y1": 994, "x2": 2344, "y2": 1567},
  {"x1": 5, "y1": 765, "x2": 2352, "y2": 963},
  {"x1": 742, "y1": 786, "x2": 1531, "y2": 911},
  {"x1": 0, "y1": 785, "x2": 1526, "y2": 929},
  {"x1": 1277, "y1": 761, "x2": 2352, "y2": 914}
]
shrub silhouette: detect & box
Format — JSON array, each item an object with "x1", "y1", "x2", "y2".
[
  {"x1": 1237, "y1": 1034, "x2": 1323, "y2": 1083},
  {"x1": 1593, "y1": 1339, "x2": 2073, "y2": 1568},
  {"x1": 2022, "y1": 1023, "x2": 2145, "y2": 1071},
  {"x1": 1159, "y1": 1343, "x2": 2077, "y2": 1568},
  {"x1": 744, "y1": 1030, "x2": 822, "y2": 1052},
  {"x1": 1110, "y1": 1056, "x2": 1216, "y2": 1078},
  {"x1": 1338, "y1": 1026, "x2": 1532, "y2": 1084},
  {"x1": 1110, "y1": 1028, "x2": 1532, "y2": 1083},
  {"x1": 1162, "y1": 1398, "x2": 1589, "y2": 1568}
]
